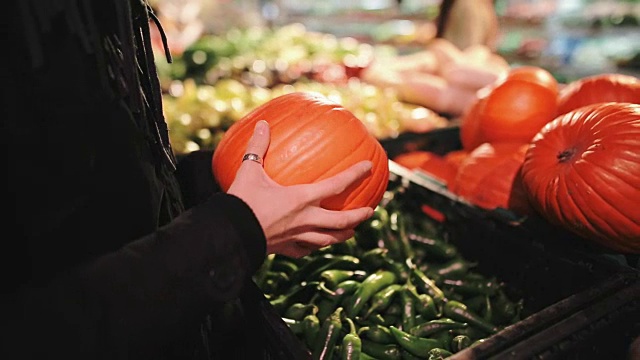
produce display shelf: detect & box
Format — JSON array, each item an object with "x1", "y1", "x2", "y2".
[{"x1": 382, "y1": 128, "x2": 639, "y2": 359}]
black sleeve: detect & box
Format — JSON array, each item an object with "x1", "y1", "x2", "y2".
[
  {"x1": 2, "y1": 1, "x2": 267, "y2": 357},
  {"x1": 175, "y1": 150, "x2": 222, "y2": 209},
  {"x1": 2, "y1": 193, "x2": 267, "y2": 358}
]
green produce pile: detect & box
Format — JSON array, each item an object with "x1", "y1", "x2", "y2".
[
  {"x1": 163, "y1": 78, "x2": 447, "y2": 154},
  {"x1": 158, "y1": 23, "x2": 448, "y2": 154},
  {"x1": 255, "y1": 184, "x2": 524, "y2": 359}
]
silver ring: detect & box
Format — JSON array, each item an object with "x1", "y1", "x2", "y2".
[{"x1": 242, "y1": 153, "x2": 263, "y2": 165}]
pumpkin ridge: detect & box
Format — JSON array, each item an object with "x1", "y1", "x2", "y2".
[
  {"x1": 271, "y1": 107, "x2": 355, "y2": 180},
  {"x1": 556, "y1": 168, "x2": 603, "y2": 238},
  {"x1": 305, "y1": 118, "x2": 371, "y2": 184},
  {"x1": 268, "y1": 105, "x2": 334, "y2": 177},
  {"x1": 573, "y1": 158, "x2": 640, "y2": 230}
]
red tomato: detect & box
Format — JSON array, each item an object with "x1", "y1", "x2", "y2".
[{"x1": 557, "y1": 73, "x2": 640, "y2": 115}]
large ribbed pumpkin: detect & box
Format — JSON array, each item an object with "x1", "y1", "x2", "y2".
[
  {"x1": 212, "y1": 91, "x2": 389, "y2": 210},
  {"x1": 521, "y1": 102, "x2": 640, "y2": 253}
]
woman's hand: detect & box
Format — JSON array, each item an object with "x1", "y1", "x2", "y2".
[{"x1": 228, "y1": 120, "x2": 375, "y2": 258}]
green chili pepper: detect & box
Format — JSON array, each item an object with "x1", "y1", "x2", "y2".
[
  {"x1": 482, "y1": 295, "x2": 493, "y2": 322},
  {"x1": 358, "y1": 325, "x2": 394, "y2": 344},
  {"x1": 381, "y1": 258, "x2": 410, "y2": 284},
  {"x1": 363, "y1": 284, "x2": 402, "y2": 319},
  {"x1": 313, "y1": 307, "x2": 344, "y2": 360},
  {"x1": 463, "y1": 294, "x2": 487, "y2": 314},
  {"x1": 409, "y1": 266, "x2": 445, "y2": 303},
  {"x1": 451, "y1": 334, "x2": 472, "y2": 353},
  {"x1": 384, "y1": 302, "x2": 402, "y2": 316},
  {"x1": 409, "y1": 318, "x2": 468, "y2": 337},
  {"x1": 284, "y1": 303, "x2": 318, "y2": 321},
  {"x1": 359, "y1": 352, "x2": 377, "y2": 360},
  {"x1": 415, "y1": 293, "x2": 439, "y2": 320},
  {"x1": 407, "y1": 231, "x2": 457, "y2": 260},
  {"x1": 366, "y1": 313, "x2": 398, "y2": 327},
  {"x1": 490, "y1": 292, "x2": 524, "y2": 325},
  {"x1": 327, "y1": 236, "x2": 358, "y2": 256},
  {"x1": 346, "y1": 270, "x2": 397, "y2": 318},
  {"x1": 441, "y1": 278, "x2": 500, "y2": 297},
  {"x1": 264, "y1": 271, "x2": 290, "y2": 288},
  {"x1": 400, "y1": 286, "x2": 416, "y2": 331},
  {"x1": 443, "y1": 300, "x2": 499, "y2": 334},
  {"x1": 388, "y1": 326, "x2": 443, "y2": 358},
  {"x1": 270, "y1": 281, "x2": 322, "y2": 314},
  {"x1": 254, "y1": 254, "x2": 276, "y2": 289},
  {"x1": 341, "y1": 317, "x2": 362, "y2": 360},
  {"x1": 360, "y1": 248, "x2": 390, "y2": 271},
  {"x1": 427, "y1": 348, "x2": 453, "y2": 360},
  {"x1": 271, "y1": 258, "x2": 299, "y2": 276},
  {"x1": 303, "y1": 314, "x2": 321, "y2": 350},
  {"x1": 361, "y1": 339, "x2": 402, "y2": 360},
  {"x1": 431, "y1": 330, "x2": 453, "y2": 352},
  {"x1": 400, "y1": 349, "x2": 422, "y2": 360},
  {"x1": 291, "y1": 254, "x2": 361, "y2": 284},
  {"x1": 283, "y1": 317, "x2": 305, "y2": 335},
  {"x1": 451, "y1": 325, "x2": 491, "y2": 341},
  {"x1": 388, "y1": 209, "x2": 415, "y2": 261},
  {"x1": 426, "y1": 257, "x2": 474, "y2": 280},
  {"x1": 355, "y1": 207, "x2": 389, "y2": 250},
  {"x1": 320, "y1": 269, "x2": 367, "y2": 289},
  {"x1": 316, "y1": 280, "x2": 361, "y2": 321}
]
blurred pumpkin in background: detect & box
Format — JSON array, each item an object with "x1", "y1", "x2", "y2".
[
  {"x1": 451, "y1": 142, "x2": 533, "y2": 215},
  {"x1": 557, "y1": 73, "x2": 640, "y2": 115},
  {"x1": 460, "y1": 66, "x2": 559, "y2": 151}
]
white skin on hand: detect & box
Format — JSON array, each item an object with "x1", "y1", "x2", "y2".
[{"x1": 227, "y1": 120, "x2": 375, "y2": 258}]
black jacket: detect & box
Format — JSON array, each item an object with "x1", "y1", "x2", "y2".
[{"x1": 2, "y1": 1, "x2": 304, "y2": 359}]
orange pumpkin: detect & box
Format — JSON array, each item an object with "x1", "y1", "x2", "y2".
[
  {"x1": 460, "y1": 66, "x2": 559, "y2": 151},
  {"x1": 451, "y1": 142, "x2": 533, "y2": 214},
  {"x1": 521, "y1": 102, "x2": 640, "y2": 253},
  {"x1": 212, "y1": 92, "x2": 389, "y2": 210},
  {"x1": 393, "y1": 151, "x2": 457, "y2": 186},
  {"x1": 557, "y1": 73, "x2": 640, "y2": 115}
]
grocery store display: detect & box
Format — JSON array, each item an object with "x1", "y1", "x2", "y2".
[
  {"x1": 160, "y1": 24, "x2": 451, "y2": 154},
  {"x1": 256, "y1": 184, "x2": 524, "y2": 359},
  {"x1": 556, "y1": 73, "x2": 640, "y2": 115},
  {"x1": 521, "y1": 102, "x2": 640, "y2": 254},
  {"x1": 212, "y1": 92, "x2": 389, "y2": 210}
]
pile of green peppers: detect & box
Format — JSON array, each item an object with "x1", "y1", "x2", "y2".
[{"x1": 255, "y1": 185, "x2": 524, "y2": 360}]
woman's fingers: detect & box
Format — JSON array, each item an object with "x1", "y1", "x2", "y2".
[
  {"x1": 271, "y1": 229, "x2": 357, "y2": 258},
  {"x1": 298, "y1": 206, "x2": 374, "y2": 230},
  {"x1": 237, "y1": 120, "x2": 270, "y2": 174},
  {"x1": 301, "y1": 160, "x2": 373, "y2": 204}
]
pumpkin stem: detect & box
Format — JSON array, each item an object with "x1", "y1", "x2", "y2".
[{"x1": 557, "y1": 148, "x2": 576, "y2": 163}]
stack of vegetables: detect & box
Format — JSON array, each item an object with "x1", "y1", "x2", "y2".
[
  {"x1": 393, "y1": 69, "x2": 640, "y2": 254},
  {"x1": 255, "y1": 185, "x2": 523, "y2": 359}
]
